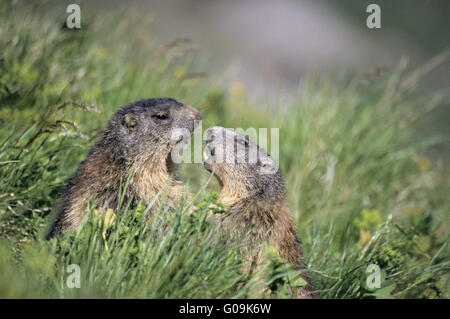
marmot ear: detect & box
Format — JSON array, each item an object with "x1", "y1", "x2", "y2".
[{"x1": 123, "y1": 113, "x2": 138, "y2": 130}]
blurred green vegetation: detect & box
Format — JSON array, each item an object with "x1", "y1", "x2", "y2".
[{"x1": 0, "y1": 1, "x2": 448, "y2": 298}]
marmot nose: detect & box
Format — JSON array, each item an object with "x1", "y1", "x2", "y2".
[{"x1": 186, "y1": 105, "x2": 202, "y2": 121}]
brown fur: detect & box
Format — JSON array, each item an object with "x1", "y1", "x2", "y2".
[
  {"x1": 47, "y1": 98, "x2": 201, "y2": 237},
  {"x1": 203, "y1": 127, "x2": 319, "y2": 298}
]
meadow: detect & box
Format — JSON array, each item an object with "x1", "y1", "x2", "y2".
[{"x1": 0, "y1": 2, "x2": 448, "y2": 298}]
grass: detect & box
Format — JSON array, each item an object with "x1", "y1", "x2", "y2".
[{"x1": 0, "y1": 1, "x2": 449, "y2": 298}]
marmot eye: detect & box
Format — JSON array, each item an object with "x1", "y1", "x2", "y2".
[
  {"x1": 153, "y1": 113, "x2": 169, "y2": 120},
  {"x1": 239, "y1": 139, "x2": 248, "y2": 147}
]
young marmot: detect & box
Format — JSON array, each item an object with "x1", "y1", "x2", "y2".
[
  {"x1": 203, "y1": 126, "x2": 318, "y2": 298},
  {"x1": 47, "y1": 97, "x2": 201, "y2": 238}
]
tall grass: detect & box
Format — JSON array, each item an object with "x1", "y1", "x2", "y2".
[{"x1": 0, "y1": 1, "x2": 448, "y2": 298}]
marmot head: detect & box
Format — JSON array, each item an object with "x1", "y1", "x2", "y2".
[
  {"x1": 102, "y1": 97, "x2": 201, "y2": 173},
  {"x1": 203, "y1": 126, "x2": 284, "y2": 201}
]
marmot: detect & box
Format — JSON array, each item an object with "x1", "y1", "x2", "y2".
[
  {"x1": 47, "y1": 97, "x2": 201, "y2": 238},
  {"x1": 203, "y1": 126, "x2": 318, "y2": 298}
]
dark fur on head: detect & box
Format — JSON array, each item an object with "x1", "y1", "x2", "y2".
[
  {"x1": 101, "y1": 97, "x2": 199, "y2": 170},
  {"x1": 47, "y1": 97, "x2": 201, "y2": 238}
]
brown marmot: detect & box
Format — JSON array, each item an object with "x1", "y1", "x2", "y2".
[
  {"x1": 203, "y1": 126, "x2": 318, "y2": 298},
  {"x1": 47, "y1": 97, "x2": 201, "y2": 238}
]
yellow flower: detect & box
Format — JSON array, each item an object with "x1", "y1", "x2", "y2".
[
  {"x1": 360, "y1": 230, "x2": 372, "y2": 245},
  {"x1": 96, "y1": 47, "x2": 108, "y2": 59},
  {"x1": 405, "y1": 207, "x2": 424, "y2": 216},
  {"x1": 173, "y1": 66, "x2": 186, "y2": 79},
  {"x1": 93, "y1": 208, "x2": 116, "y2": 251},
  {"x1": 103, "y1": 208, "x2": 116, "y2": 229},
  {"x1": 416, "y1": 156, "x2": 430, "y2": 171},
  {"x1": 230, "y1": 82, "x2": 246, "y2": 99},
  {"x1": 94, "y1": 208, "x2": 116, "y2": 230},
  {"x1": 354, "y1": 209, "x2": 381, "y2": 230}
]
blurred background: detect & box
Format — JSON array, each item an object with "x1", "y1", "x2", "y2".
[
  {"x1": 101, "y1": 0, "x2": 450, "y2": 158},
  {"x1": 144, "y1": 0, "x2": 449, "y2": 92}
]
